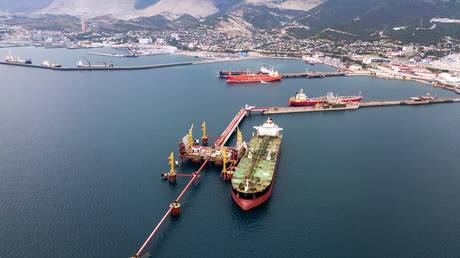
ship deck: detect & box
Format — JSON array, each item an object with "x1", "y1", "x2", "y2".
[{"x1": 232, "y1": 136, "x2": 281, "y2": 194}]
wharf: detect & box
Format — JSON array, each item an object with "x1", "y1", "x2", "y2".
[
  {"x1": 261, "y1": 104, "x2": 358, "y2": 115},
  {"x1": 281, "y1": 72, "x2": 345, "y2": 79},
  {"x1": 0, "y1": 57, "x2": 261, "y2": 71},
  {"x1": 259, "y1": 97, "x2": 460, "y2": 115},
  {"x1": 361, "y1": 97, "x2": 460, "y2": 107},
  {"x1": 0, "y1": 61, "x2": 194, "y2": 71}
]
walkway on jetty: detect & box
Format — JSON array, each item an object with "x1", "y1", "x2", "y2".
[{"x1": 281, "y1": 71, "x2": 345, "y2": 79}]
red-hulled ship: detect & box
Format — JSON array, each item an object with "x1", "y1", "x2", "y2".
[
  {"x1": 289, "y1": 89, "x2": 363, "y2": 106},
  {"x1": 226, "y1": 70, "x2": 282, "y2": 83}
]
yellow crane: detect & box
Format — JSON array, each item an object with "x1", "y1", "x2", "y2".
[
  {"x1": 201, "y1": 121, "x2": 208, "y2": 145},
  {"x1": 237, "y1": 127, "x2": 243, "y2": 147},
  {"x1": 169, "y1": 152, "x2": 175, "y2": 175},
  {"x1": 221, "y1": 147, "x2": 228, "y2": 173},
  {"x1": 187, "y1": 124, "x2": 194, "y2": 149},
  {"x1": 168, "y1": 152, "x2": 176, "y2": 183}
]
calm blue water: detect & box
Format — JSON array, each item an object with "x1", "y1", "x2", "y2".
[{"x1": 1, "y1": 47, "x2": 460, "y2": 258}]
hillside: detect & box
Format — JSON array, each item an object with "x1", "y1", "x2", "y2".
[{"x1": 281, "y1": 0, "x2": 460, "y2": 43}]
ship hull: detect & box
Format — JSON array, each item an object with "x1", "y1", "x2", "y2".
[
  {"x1": 231, "y1": 149, "x2": 280, "y2": 211},
  {"x1": 231, "y1": 183, "x2": 273, "y2": 211},
  {"x1": 226, "y1": 76, "x2": 282, "y2": 83}
]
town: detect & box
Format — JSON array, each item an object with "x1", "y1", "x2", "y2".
[{"x1": 1, "y1": 16, "x2": 460, "y2": 94}]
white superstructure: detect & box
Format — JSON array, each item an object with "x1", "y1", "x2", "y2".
[{"x1": 254, "y1": 118, "x2": 283, "y2": 137}]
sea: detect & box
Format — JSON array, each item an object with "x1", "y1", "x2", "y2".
[{"x1": 0, "y1": 46, "x2": 459, "y2": 258}]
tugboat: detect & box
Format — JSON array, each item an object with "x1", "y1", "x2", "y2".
[
  {"x1": 231, "y1": 118, "x2": 283, "y2": 210},
  {"x1": 289, "y1": 89, "x2": 363, "y2": 106}
]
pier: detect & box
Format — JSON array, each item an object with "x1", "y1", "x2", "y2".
[
  {"x1": 0, "y1": 61, "x2": 195, "y2": 71},
  {"x1": 281, "y1": 71, "x2": 345, "y2": 79},
  {"x1": 260, "y1": 97, "x2": 460, "y2": 115},
  {"x1": 132, "y1": 107, "x2": 250, "y2": 258},
  {"x1": 214, "y1": 107, "x2": 249, "y2": 147},
  {"x1": 0, "y1": 57, "x2": 260, "y2": 72}
]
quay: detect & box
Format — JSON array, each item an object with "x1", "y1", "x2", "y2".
[
  {"x1": 0, "y1": 61, "x2": 194, "y2": 71},
  {"x1": 261, "y1": 104, "x2": 358, "y2": 114},
  {"x1": 261, "y1": 97, "x2": 460, "y2": 115},
  {"x1": 0, "y1": 57, "x2": 260, "y2": 71},
  {"x1": 281, "y1": 71, "x2": 345, "y2": 79}
]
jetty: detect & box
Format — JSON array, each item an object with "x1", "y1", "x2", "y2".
[
  {"x1": 260, "y1": 97, "x2": 460, "y2": 115},
  {"x1": 281, "y1": 71, "x2": 345, "y2": 79},
  {"x1": 0, "y1": 61, "x2": 195, "y2": 71},
  {"x1": 0, "y1": 57, "x2": 261, "y2": 71}
]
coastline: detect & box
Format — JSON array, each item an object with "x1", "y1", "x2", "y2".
[{"x1": 1, "y1": 46, "x2": 458, "y2": 95}]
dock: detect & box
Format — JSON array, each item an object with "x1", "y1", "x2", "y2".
[
  {"x1": 261, "y1": 104, "x2": 358, "y2": 115},
  {"x1": 0, "y1": 57, "x2": 260, "y2": 72},
  {"x1": 0, "y1": 61, "x2": 195, "y2": 71},
  {"x1": 260, "y1": 97, "x2": 460, "y2": 115},
  {"x1": 281, "y1": 72, "x2": 345, "y2": 79}
]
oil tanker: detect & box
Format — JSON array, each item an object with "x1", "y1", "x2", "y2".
[
  {"x1": 231, "y1": 118, "x2": 283, "y2": 210},
  {"x1": 219, "y1": 66, "x2": 275, "y2": 79},
  {"x1": 289, "y1": 89, "x2": 362, "y2": 106},
  {"x1": 226, "y1": 70, "x2": 282, "y2": 83}
]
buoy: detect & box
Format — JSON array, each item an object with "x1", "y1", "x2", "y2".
[
  {"x1": 170, "y1": 201, "x2": 181, "y2": 217},
  {"x1": 168, "y1": 173, "x2": 177, "y2": 184}
]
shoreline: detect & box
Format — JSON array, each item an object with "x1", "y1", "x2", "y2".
[{"x1": 1, "y1": 46, "x2": 458, "y2": 95}]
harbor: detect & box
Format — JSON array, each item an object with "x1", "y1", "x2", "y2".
[
  {"x1": 1, "y1": 52, "x2": 459, "y2": 97},
  {"x1": 2, "y1": 47, "x2": 460, "y2": 258},
  {"x1": 130, "y1": 93, "x2": 460, "y2": 257},
  {"x1": 3, "y1": 0, "x2": 460, "y2": 255}
]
